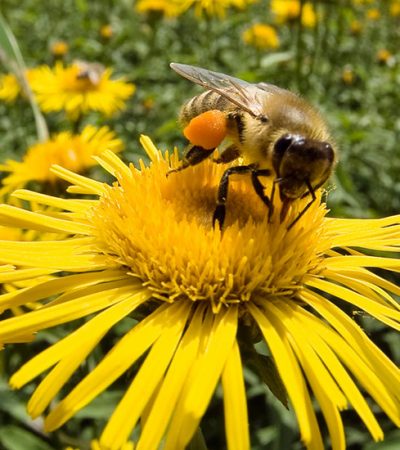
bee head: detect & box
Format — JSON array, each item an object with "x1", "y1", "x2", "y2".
[{"x1": 273, "y1": 133, "x2": 335, "y2": 200}]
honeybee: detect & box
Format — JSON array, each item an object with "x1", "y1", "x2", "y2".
[
  {"x1": 169, "y1": 63, "x2": 337, "y2": 229},
  {"x1": 73, "y1": 60, "x2": 105, "y2": 85}
]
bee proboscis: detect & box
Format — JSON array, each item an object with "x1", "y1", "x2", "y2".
[{"x1": 169, "y1": 62, "x2": 337, "y2": 229}]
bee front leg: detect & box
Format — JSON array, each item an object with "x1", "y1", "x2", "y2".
[
  {"x1": 167, "y1": 145, "x2": 215, "y2": 176},
  {"x1": 287, "y1": 179, "x2": 316, "y2": 230},
  {"x1": 213, "y1": 164, "x2": 258, "y2": 229},
  {"x1": 251, "y1": 169, "x2": 273, "y2": 216}
]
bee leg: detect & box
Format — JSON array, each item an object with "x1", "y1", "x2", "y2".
[
  {"x1": 251, "y1": 169, "x2": 273, "y2": 217},
  {"x1": 268, "y1": 179, "x2": 279, "y2": 222},
  {"x1": 287, "y1": 179, "x2": 316, "y2": 230},
  {"x1": 213, "y1": 144, "x2": 240, "y2": 164},
  {"x1": 213, "y1": 164, "x2": 257, "y2": 229},
  {"x1": 167, "y1": 145, "x2": 215, "y2": 176}
]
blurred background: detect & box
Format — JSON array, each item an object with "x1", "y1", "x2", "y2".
[{"x1": 0, "y1": 1, "x2": 399, "y2": 449}]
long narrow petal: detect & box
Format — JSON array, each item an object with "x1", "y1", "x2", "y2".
[
  {"x1": 222, "y1": 340, "x2": 250, "y2": 450},
  {"x1": 164, "y1": 305, "x2": 238, "y2": 450},
  {"x1": 44, "y1": 301, "x2": 182, "y2": 431},
  {"x1": 270, "y1": 300, "x2": 346, "y2": 450},
  {"x1": 51, "y1": 165, "x2": 105, "y2": 195},
  {"x1": 0, "y1": 279, "x2": 136, "y2": 342},
  {"x1": 11, "y1": 189, "x2": 92, "y2": 213},
  {"x1": 100, "y1": 300, "x2": 192, "y2": 449},
  {"x1": 136, "y1": 304, "x2": 206, "y2": 450},
  {"x1": 0, "y1": 267, "x2": 56, "y2": 284},
  {"x1": 0, "y1": 204, "x2": 92, "y2": 234},
  {"x1": 248, "y1": 302, "x2": 323, "y2": 450},
  {"x1": 305, "y1": 278, "x2": 400, "y2": 328},
  {"x1": 0, "y1": 237, "x2": 109, "y2": 271},
  {"x1": 300, "y1": 289, "x2": 400, "y2": 405},
  {"x1": 0, "y1": 269, "x2": 128, "y2": 310},
  {"x1": 11, "y1": 288, "x2": 149, "y2": 395}
]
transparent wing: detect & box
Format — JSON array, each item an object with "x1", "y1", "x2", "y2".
[
  {"x1": 256, "y1": 82, "x2": 287, "y2": 96},
  {"x1": 170, "y1": 63, "x2": 268, "y2": 120}
]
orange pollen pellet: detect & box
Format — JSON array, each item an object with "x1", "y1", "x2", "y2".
[{"x1": 183, "y1": 110, "x2": 227, "y2": 150}]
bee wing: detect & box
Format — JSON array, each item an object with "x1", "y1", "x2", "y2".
[
  {"x1": 256, "y1": 82, "x2": 287, "y2": 95},
  {"x1": 170, "y1": 63, "x2": 268, "y2": 120}
]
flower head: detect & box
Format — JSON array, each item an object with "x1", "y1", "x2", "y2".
[
  {"x1": 189, "y1": 0, "x2": 255, "y2": 18},
  {"x1": 29, "y1": 62, "x2": 135, "y2": 120},
  {"x1": 135, "y1": 0, "x2": 184, "y2": 17},
  {"x1": 50, "y1": 40, "x2": 69, "y2": 57},
  {"x1": 391, "y1": 0, "x2": 400, "y2": 16},
  {"x1": 0, "y1": 125, "x2": 122, "y2": 195},
  {"x1": 242, "y1": 23, "x2": 280, "y2": 50},
  {"x1": 100, "y1": 24, "x2": 113, "y2": 39},
  {"x1": 271, "y1": 0, "x2": 317, "y2": 27},
  {"x1": 376, "y1": 48, "x2": 394, "y2": 65},
  {"x1": 0, "y1": 137, "x2": 399, "y2": 449},
  {"x1": 366, "y1": 8, "x2": 380, "y2": 20},
  {"x1": 0, "y1": 68, "x2": 42, "y2": 103}
]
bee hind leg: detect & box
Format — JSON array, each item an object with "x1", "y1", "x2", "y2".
[
  {"x1": 213, "y1": 144, "x2": 240, "y2": 164},
  {"x1": 167, "y1": 145, "x2": 215, "y2": 176}
]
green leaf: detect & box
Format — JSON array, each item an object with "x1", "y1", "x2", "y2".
[
  {"x1": 0, "y1": 425, "x2": 53, "y2": 450},
  {"x1": 0, "y1": 378, "x2": 31, "y2": 424},
  {"x1": 243, "y1": 346, "x2": 288, "y2": 409},
  {"x1": 0, "y1": 11, "x2": 48, "y2": 142},
  {"x1": 187, "y1": 427, "x2": 208, "y2": 450}
]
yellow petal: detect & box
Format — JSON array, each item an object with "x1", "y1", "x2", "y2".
[
  {"x1": 248, "y1": 302, "x2": 323, "y2": 450},
  {"x1": 100, "y1": 300, "x2": 192, "y2": 449},
  {"x1": 164, "y1": 305, "x2": 238, "y2": 450},
  {"x1": 44, "y1": 301, "x2": 181, "y2": 431},
  {"x1": 25, "y1": 288, "x2": 151, "y2": 418},
  {"x1": 0, "y1": 279, "x2": 136, "y2": 342},
  {"x1": 222, "y1": 340, "x2": 250, "y2": 450},
  {"x1": 137, "y1": 304, "x2": 206, "y2": 450},
  {"x1": 0, "y1": 204, "x2": 92, "y2": 235}
]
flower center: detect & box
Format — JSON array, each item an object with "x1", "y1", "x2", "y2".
[{"x1": 89, "y1": 154, "x2": 330, "y2": 311}]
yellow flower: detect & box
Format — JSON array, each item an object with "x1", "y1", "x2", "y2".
[
  {"x1": 0, "y1": 125, "x2": 122, "y2": 195},
  {"x1": 350, "y1": 19, "x2": 362, "y2": 34},
  {"x1": 366, "y1": 8, "x2": 380, "y2": 20},
  {"x1": 271, "y1": 0, "x2": 317, "y2": 27},
  {"x1": 0, "y1": 137, "x2": 399, "y2": 449},
  {"x1": 390, "y1": 0, "x2": 400, "y2": 16},
  {"x1": 135, "y1": 0, "x2": 184, "y2": 17},
  {"x1": 29, "y1": 62, "x2": 135, "y2": 120},
  {"x1": 376, "y1": 48, "x2": 394, "y2": 65},
  {"x1": 100, "y1": 24, "x2": 113, "y2": 38},
  {"x1": 0, "y1": 74, "x2": 20, "y2": 103},
  {"x1": 341, "y1": 66, "x2": 355, "y2": 85},
  {"x1": 181, "y1": 0, "x2": 255, "y2": 18},
  {"x1": 0, "y1": 68, "x2": 42, "y2": 103},
  {"x1": 136, "y1": 0, "x2": 254, "y2": 18},
  {"x1": 242, "y1": 23, "x2": 280, "y2": 49},
  {"x1": 50, "y1": 40, "x2": 69, "y2": 57}
]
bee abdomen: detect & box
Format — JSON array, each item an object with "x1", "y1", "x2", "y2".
[{"x1": 180, "y1": 90, "x2": 230, "y2": 124}]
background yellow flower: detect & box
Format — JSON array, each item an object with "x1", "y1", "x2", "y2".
[
  {"x1": 242, "y1": 23, "x2": 280, "y2": 49},
  {"x1": 30, "y1": 63, "x2": 135, "y2": 120},
  {"x1": 0, "y1": 125, "x2": 123, "y2": 195},
  {"x1": 271, "y1": 0, "x2": 317, "y2": 27}
]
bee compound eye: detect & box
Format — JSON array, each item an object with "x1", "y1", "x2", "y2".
[{"x1": 274, "y1": 134, "x2": 294, "y2": 157}]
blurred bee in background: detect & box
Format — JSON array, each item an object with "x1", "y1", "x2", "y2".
[
  {"x1": 169, "y1": 63, "x2": 337, "y2": 229},
  {"x1": 73, "y1": 60, "x2": 105, "y2": 85}
]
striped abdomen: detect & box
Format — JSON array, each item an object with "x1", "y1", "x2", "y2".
[{"x1": 179, "y1": 90, "x2": 233, "y2": 125}]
